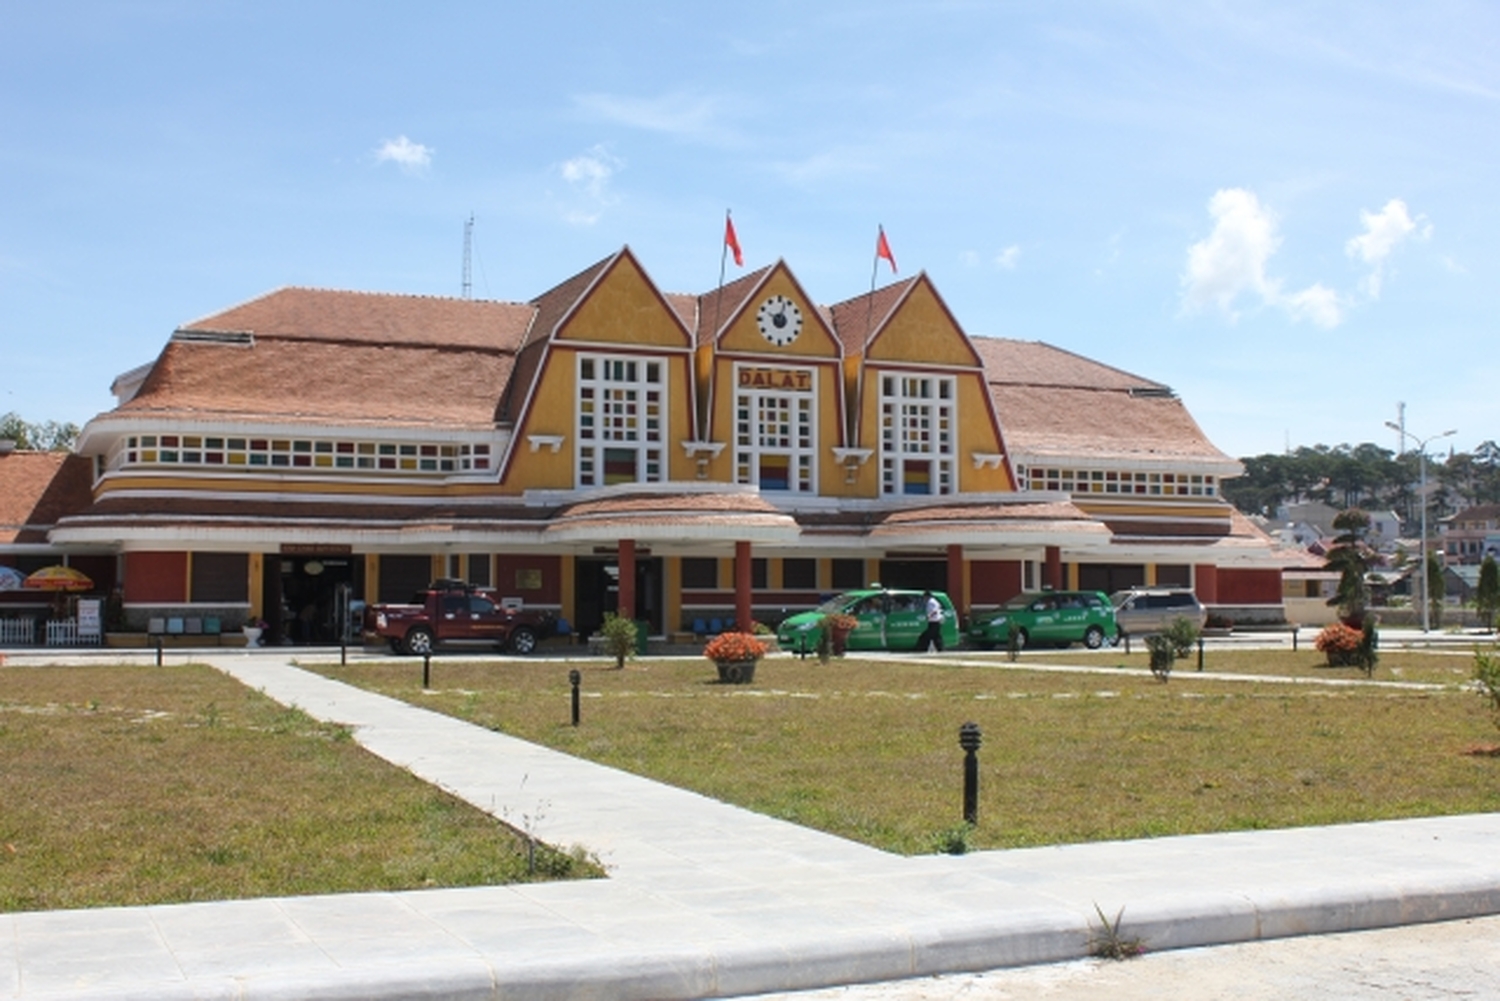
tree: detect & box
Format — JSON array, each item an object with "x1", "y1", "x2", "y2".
[
  {"x1": 1477, "y1": 555, "x2": 1500, "y2": 634},
  {"x1": 1324, "y1": 509, "x2": 1373, "y2": 623},
  {"x1": 0, "y1": 411, "x2": 80, "y2": 452},
  {"x1": 1427, "y1": 551, "x2": 1447, "y2": 629}
]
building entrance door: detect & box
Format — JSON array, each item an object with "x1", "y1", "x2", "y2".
[
  {"x1": 266, "y1": 555, "x2": 361, "y2": 645},
  {"x1": 574, "y1": 556, "x2": 662, "y2": 640}
]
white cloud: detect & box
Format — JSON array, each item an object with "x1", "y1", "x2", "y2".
[
  {"x1": 994, "y1": 245, "x2": 1021, "y2": 270},
  {"x1": 574, "y1": 91, "x2": 729, "y2": 142},
  {"x1": 1180, "y1": 188, "x2": 1343, "y2": 328},
  {"x1": 557, "y1": 145, "x2": 624, "y2": 226},
  {"x1": 374, "y1": 136, "x2": 433, "y2": 174},
  {"x1": 1345, "y1": 198, "x2": 1429, "y2": 297}
]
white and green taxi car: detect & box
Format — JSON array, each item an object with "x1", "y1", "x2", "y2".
[
  {"x1": 777, "y1": 586, "x2": 960, "y2": 653},
  {"x1": 967, "y1": 590, "x2": 1118, "y2": 650}
]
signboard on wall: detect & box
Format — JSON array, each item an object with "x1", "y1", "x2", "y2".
[{"x1": 76, "y1": 599, "x2": 102, "y2": 638}]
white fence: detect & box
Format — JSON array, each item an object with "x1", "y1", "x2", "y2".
[
  {"x1": 0, "y1": 618, "x2": 100, "y2": 646},
  {"x1": 0, "y1": 618, "x2": 36, "y2": 645}
]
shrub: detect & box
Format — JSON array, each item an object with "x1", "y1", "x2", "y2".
[
  {"x1": 1144, "y1": 635, "x2": 1174, "y2": 681},
  {"x1": 1475, "y1": 647, "x2": 1500, "y2": 732},
  {"x1": 1315, "y1": 623, "x2": 1362, "y2": 667},
  {"x1": 1354, "y1": 619, "x2": 1379, "y2": 678},
  {"x1": 703, "y1": 631, "x2": 767, "y2": 664},
  {"x1": 1164, "y1": 617, "x2": 1200, "y2": 658},
  {"x1": 599, "y1": 613, "x2": 637, "y2": 669}
]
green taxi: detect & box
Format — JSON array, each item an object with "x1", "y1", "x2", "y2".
[
  {"x1": 777, "y1": 586, "x2": 960, "y2": 653},
  {"x1": 967, "y1": 590, "x2": 1117, "y2": 650}
]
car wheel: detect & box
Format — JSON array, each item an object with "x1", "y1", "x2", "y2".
[
  {"x1": 404, "y1": 627, "x2": 434, "y2": 656},
  {"x1": 1084, "y1": 626, "x2": 1105, "y2": 650},
  {"x1": 388, "y1": 638, "x2": 403, "y2": 654},
  {"x1": 508, "y1": 626, "x2": 538, "y2": 655}
]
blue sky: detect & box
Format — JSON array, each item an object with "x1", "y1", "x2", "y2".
[{"x1": 2, "y1": 1, "x2": 1494, "y2": 459}]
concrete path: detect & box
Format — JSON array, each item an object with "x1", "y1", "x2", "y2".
[{"x1": 3, "y1": 650, "x2": 1500, "y2": 1000}]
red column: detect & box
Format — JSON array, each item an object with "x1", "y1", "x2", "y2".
[
  {"x1": 735, "y1": 540, "x2": 753, "y2": 632},
  {"x1": 946, "y1": 544, "x2": 965, "y2": 614},
  {"x1": 1194, "y1": 563, "x2": 1219, "y2": 605},
  {"x1": 617, "y1": 540, "x2": 636, "y2": 619},
  {"x1": 1044, "y1": 546, "x2": 1062, "y2": 591}
]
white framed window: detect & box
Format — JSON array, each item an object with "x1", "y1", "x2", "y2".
[
  {"x1": 880, "y1": 374, "x2": 955, "y2": 496},
  {"x1": 733, "y1": 364, "x2": 817, "y2": 493},
  {"x1": 576, "y1": 354, "x2": 665, "y2": 487}
]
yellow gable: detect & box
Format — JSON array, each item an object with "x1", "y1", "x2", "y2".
[
  {"x1": 865, "y1": 279, "x2": 979, "y2": 368},
  {"x1": 719, "y1": 271, "x2": 839, "y2": 358},
  {"x1": 555, "y1": 253, "x2": 691, "y2": 349}
]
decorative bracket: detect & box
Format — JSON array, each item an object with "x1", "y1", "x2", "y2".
[
  {"x1": 527, "y1": 434, "x2": 566, "y2": 454},
  {"x1": 681, "y1": 441, "x2": 727, "y2": 479},
  {"x1": 971, "y1": 452, "x2": 1006, "y2": 470}
]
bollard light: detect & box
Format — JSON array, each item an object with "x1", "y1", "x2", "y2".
[
  {"x1": 155, "y1": 635, "x2": 163, "y2": 667},
  {"x1": 569, "y1": 669, "x2": 582, "y2": 726},
  {"x1": 959, "y1": 722, "x2": 982, "y2": 825},
  {"x1": 1197, "y1": 637, "x2": 1204, "y2": 672},
  {"x1": 422, "y1": 652, "x2": 431, "y2": 690}
]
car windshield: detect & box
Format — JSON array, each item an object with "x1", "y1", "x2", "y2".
[
  {"x1": 1003, "y1": 593, "x2": 1040, "y2": 609},
  {"x1": 816, "y1": 594, "x2": 861, "y2": 614}
]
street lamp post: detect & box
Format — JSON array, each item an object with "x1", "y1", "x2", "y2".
[{"x1": 1385, "y1": 421, "x2": 1456, "y2": 633}]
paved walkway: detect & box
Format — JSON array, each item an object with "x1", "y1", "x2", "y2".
[{"x1": 3, "y1": 650, "x2": 1500, "y2": 1000}]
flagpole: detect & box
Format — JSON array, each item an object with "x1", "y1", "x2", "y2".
[{"x1": 705, "y1": 209, "x2": 733, "y2": 446}]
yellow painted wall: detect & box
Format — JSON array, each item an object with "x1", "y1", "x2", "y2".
[
  {"x1": 717, "y1": 272, "x2": 841, "y2": 359},
  {"x1": 865, "y1": 281, "x2": 978, "y2": 367},
  {"x1": 554, "y1": 254, "x2": 693, "y2": 349},
  {"x1": 364, "y1": 554, "x2": 379, "y2": 604},
  {"x1": 503, "y1": 252, "x2": 699, "y2": 491},
  {"x1": 701, "y1": 353, "x2": 846, "y2": 494},
  {"x1": 248, "y1": 553, "x2": 264, "y2": 619}
]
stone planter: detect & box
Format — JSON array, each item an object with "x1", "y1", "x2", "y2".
[
  {"x1": 242, "y1": 626, "x2": 263, "y2": 647},
  {"x1": 715, "y1": 659, "x2": 758, "y2": 684}
]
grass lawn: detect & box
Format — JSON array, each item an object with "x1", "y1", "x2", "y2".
[
  {"x1": 0, "y1": 663, "x2": 598, "y2": 913},
  {"x1": 317, "y1": 650, "x2": 1500, "y2": 855},
  {"x1": 1012, "y1": 646, "x2": 1481, "y2": 686}
]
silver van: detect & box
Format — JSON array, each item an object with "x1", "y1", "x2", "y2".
[{"x1": 1110, "y1": 588, "x2": 1206, "y2": 637}]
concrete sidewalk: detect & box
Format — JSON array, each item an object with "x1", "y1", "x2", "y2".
[{"x1": 3, "y1": 652, "x2": 1500, "y2": 1000}]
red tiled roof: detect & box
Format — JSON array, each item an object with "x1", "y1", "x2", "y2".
[
  {"x1": 694, "y1": 267, "x2": 773, "y2": 344},
  {"x1": 974, "y1": 338, "x2": 1231, "y2": 465},
  {"x1": 182, "y1": 287, "x2": 535, "y2": 351},
  {"x1": 113, "y1": 338, "x2": 514, "y2": 429},
  {"x1": 0, "y1": 452, "x2": 95, "y2": 544},
  {"x1": 827, "y1": 278, "x2": 919, "y2": 355}
]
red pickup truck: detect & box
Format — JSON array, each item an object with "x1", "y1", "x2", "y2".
[{"x1": 365, "y1": 580, "x2": 555, "y2": 655}]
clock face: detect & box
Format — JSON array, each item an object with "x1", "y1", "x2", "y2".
[{"x1": 755, "y1": 294, "x2": 803, "y2": 347}]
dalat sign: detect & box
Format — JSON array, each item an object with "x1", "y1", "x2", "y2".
[{"x1": 737, "y1": 367, "x2": 813, "y2": 391}]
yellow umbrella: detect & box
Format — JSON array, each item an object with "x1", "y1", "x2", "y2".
[{"x1": 23, "y1": 565, "x2": 94, "y2": 592}]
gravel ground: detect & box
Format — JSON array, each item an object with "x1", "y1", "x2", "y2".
[{"x1": 743, "y1": 915, "x2": 1500, "y2": 1000}]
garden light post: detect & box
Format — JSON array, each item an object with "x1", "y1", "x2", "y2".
[
  {"x1": 959, "y1": 722, "x2": 982, "y2": 825},
  {"x1": 569, "y1": 669, "x2": 581, "y2": 726},
  {"x1": 1385, "y1": 421, "x2": 1456, "y2": 634}
]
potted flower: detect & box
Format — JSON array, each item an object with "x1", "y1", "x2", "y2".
[
  {"x1": 704, "y1": 630, "x2": 767, "y2": 684},
  {"x1": 242, "y1": 617, "x2": 267, "y2": 647},
  {"x1": 820, "y1": 612, "x2": 859, "y2": 657}
]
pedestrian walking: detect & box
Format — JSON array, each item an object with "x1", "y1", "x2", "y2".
[{"x1": 918, "y1": 590, "x2": 945, "y2": 652}]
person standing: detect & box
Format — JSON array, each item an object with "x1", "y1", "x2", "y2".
[{"x1": 918, "y1": 590, "x2": 945, "y2": 653}]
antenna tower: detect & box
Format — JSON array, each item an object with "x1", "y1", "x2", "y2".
[{"x1": 461, "y1": 214, "x2": 474, "y2": 299}]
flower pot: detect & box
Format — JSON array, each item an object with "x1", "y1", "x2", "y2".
[
  {"x1": 829, "y1": 624, "x2": 852, "y2": 656},
  {"x1": 242, "y1": 626, "x2": 263, "y2": 647},
  {"x1": 715, "y1": 659, "x2": 758, "y2": 684}
]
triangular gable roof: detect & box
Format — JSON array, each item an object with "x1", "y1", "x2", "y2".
[
  {"x1": 827, "y1": 276, "x2": 920, "y2": 356},
  {"x1": 692, "y1": 266, "x2": 773, "y2": 346},
  {"x1": 708, "y1": 260, "x2": 841, "y2": 355}
]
